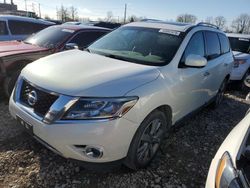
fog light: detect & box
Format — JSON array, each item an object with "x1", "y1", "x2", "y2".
[{"x1": 84, "y1": 146, "x2": 103, "y2": 159}]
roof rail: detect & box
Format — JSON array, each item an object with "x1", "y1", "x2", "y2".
[{"x1": 197, "y1": 22, "x2": 219, "y2": 29}]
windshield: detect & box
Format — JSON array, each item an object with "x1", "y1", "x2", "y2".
[
  {"x1": 228, "y1": 37, "x2": 250, "y2": 54},
  {"x1": 88, "y1": 26, "x2": 184, "y2": 66},
  {"x1": 24, "y1": 26, "x2": 74, "y2": 49}
]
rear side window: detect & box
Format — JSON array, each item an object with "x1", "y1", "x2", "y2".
[
  {"x1": 205, "y1": 31, "x2": 221, "y2": 59},
  {"x1": 181, "y1": 32, "x2": 205, "y2": 62},
  {"x1": 218, "y1": 34, "x2": 230, "y2": 54},
  {"x1": 8, "y1": 20, "x2": 48, "y2": 35},
  {"x1": 69, "y1": 31, "x2": 108, "y2": 49},
  {"x1": 0, "y1": 21, "x2": 8, "y2": 35}
]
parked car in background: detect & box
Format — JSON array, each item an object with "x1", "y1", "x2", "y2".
[
  {"x1": 206, "y1": 110, "x2": 250, "y2": 188},
  {"x1": 84, "y1": 21, "x2": 121, "y2": 29},
  {"x1": 227, "y1": 33, "x2": 250, "y2": 90},
  {"x1": 9, "y1": 21, "x2": 234, "y2": 170},
  {"x1": 63, "y1": 21, "x2": 82, "y2": 25},
  {"x1": 0, "y1": 25, "x2": 110, "y2": 96},
  {"x1": 64, "y1": 21, "x2": 121, "y2": 29},
  {"x1": 0, "y1": 15, "x2": 55, "y2": 41}
]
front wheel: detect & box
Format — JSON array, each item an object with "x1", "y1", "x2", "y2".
[
  {"x1": 124, "y1": 110, "x2": 168, "y2": 170},
  {"x1": 3, "y1": 70, "x2": 21, "y2": 98}
]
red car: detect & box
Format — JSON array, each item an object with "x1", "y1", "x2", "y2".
[{"x1": 0, "y1": 25, "x2": 111, "y2": 97}]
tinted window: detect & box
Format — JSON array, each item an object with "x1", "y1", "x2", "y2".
[
  {"x1": 8, "y1": 20, "x2": 49, "y2": 35},
  {"x1": 228, "y1": 37, "x2": 250, "y2": 54},
  {"x1": 88, "y1": 27, "x2": 184, "y2": 66},
  {"x1": 182, "y1": 32, "x2": 205, "y2": 62},
  {"x1": 69, "y1": 31, "x2": 107, "y2": 49},
  {"x1": 218, "y1": 34, "x2": 230, "y2": 54},
  {"x1": 24, "y1": 26, "x2": 74, "y2": 48},
  {"x1": 205, "y1": 32, "x2": 221, "y2": 59},
  {"x1": 0, "y1": 21, "x2": 8, "y2": 35}
]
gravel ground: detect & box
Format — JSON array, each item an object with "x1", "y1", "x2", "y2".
[{"x1": 0, "y1": 91, "x2": 249, "y2": 188}]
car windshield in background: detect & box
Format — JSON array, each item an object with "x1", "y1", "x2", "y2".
[
  {"x1": 24, "y1": 26, "x2": 74, "y2": 49},
  {"x1": 228, "y1": 37, "x2": 250, "y2": 54},
  {"x1": 88, "y1": 27, "x2": 183, "y2": 66}
]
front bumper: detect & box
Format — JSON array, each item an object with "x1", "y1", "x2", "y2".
[{"x1": 9, "y1": 96, "x2": 139, "y2": 163}]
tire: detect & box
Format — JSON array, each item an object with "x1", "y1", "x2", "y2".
[
  {"x1": 241, "y1": 70, "x2": 250, "y2": 93},
  {"x1": 211, "y1": 79, "x2": 227, "y2": 108},
  {"x1": 4, "y1": 70, "x2": 21, "y2": 98},
  {"x1": 124, "y1": 110, "x2": 168, "y2": 170},
  {"x1": 246, "y1": 108, "x2": 250, "y2": 116}
]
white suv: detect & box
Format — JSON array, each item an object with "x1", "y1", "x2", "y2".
[
  {"x1": 9, "y1": 21, "x2": 234, "y2": 169},
  {"x1": 226, "y1": 33, "x2": 250, "y2": 90}
]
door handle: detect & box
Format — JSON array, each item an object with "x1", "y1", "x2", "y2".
[{"x1": 203, "y1": 72, "x2": 210, "y2": 77}]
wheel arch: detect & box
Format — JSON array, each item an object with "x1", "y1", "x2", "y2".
[{"x1": 6, "y1": 59, "x2": 32, "y2": 75}]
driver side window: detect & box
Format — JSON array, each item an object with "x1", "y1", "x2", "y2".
[{"x1": 181, "y1": 32, "x2": 205, "y2": 64}]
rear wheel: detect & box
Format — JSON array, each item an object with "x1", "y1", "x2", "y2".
[
  {"x1": 241, "y1": 70, "x2": 250, "y2": 93},
  {"x1": 124, "y1": 110, "x2": 168, "y2": 170},
  {"x1": 211, "y1": 79, "x2": 227, "y2": 108}
]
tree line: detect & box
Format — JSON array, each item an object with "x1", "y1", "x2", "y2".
[
  {"x1": 52, "y1": 5, "x2": 250, "y2": 34},
  {"x1": 176, "y1": 13, "x2": 250, "y2": 34}
]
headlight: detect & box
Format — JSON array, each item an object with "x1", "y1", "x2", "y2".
[
  {"x1": 62, "y1": 97, "x2": 138, "y2": 120},
  {"x1": 215, "y1": 152, "x2": 241, "y2": 188}
]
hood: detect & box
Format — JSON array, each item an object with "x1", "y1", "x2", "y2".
[
  {"x1": 22, "y1": 50, "x2": 160, "y2": 97},
  {"x1": 0, "y1": 41, "x2": 47, "y2": 57},
  {"x1": 233, "y1": 51, "x2": 250, "y2": 60}
]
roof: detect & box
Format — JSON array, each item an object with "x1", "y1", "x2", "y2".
[
  {"x1": 226, "y1": 33, "x2": 250, "y2": 39},
  {"x1": 0, "y1": 15, "x2": 55, "y2": 25},
  {"x1": 125, "y1": 21, "x2": 224, "y2": 33},
  {"x1": 52, "y1": 24, "x2": 112, "y2": 32},
  {"x1": 125, "y1": 21, "x2": 194, "y2": 32}
]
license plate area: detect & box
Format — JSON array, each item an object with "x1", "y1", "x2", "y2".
[{"x1": 17, "y1": 116, "x2": 34, "y2": 136}]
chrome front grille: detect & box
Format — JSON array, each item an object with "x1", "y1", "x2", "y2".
[{"x1": 19, "y1": 80, "x2": 59, "y2": 117}]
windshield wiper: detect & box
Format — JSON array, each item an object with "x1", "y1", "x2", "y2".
[
  {"x1": 84, "y1": 48, "x2": 91, "y2": 53},
  {"x1": 23, "y1": 41, "x2": 32, "y2": 45},
  {"x1": 102, "y1": 54, "x2": 128, "y2": 61}
]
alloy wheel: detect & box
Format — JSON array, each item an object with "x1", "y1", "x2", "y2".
[{"x1": 136, "y1": 118, "x2": 164, "y2": 164}]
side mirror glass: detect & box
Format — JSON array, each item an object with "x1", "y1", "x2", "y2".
[
  {"x1": 65, "y1": 43, "x2": 79, "y2": 50},
  {"x1": 185, "y1": 54, "x2": 207, "y2": 68}
]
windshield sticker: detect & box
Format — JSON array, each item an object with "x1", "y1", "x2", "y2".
[
  {"x1": 239, "y1": 38, "x2": 249, "y2": 42},
  {"x1": 159, "y1": 29, "x2": 180, "y2": 36},
  {"x1": 62, "y1": 29, "x2": 75, "y2": 33}
]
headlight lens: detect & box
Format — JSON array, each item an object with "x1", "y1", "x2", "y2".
[
  {"x1": 215, "y1": 152, "x2": 240, "y2": 188},
  {"x1": 63, "y1": 97, "x2": 138, "y2": 120}
]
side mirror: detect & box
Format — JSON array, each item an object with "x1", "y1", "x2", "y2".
[
  {"x1": 65, "y1": 43, "x2": 79, "y2": 50},
  {"x1": 185, "y1": 54, "x2": 207, "y2": 68}
]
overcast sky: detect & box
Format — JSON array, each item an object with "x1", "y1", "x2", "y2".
[{"x1": 6, "y1": 0, "x2": 250, "y2": 23}]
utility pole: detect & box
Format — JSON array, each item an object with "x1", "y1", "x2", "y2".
[
  {"x1": 38, "y1": 3, "x2": 41, "y2": 18},
  {"x1": 24, "y1": 0, "x2": 28, "y2": 17},
  {"x1": 123, "y1": 3, "x2": 127, "y2": 24},
  {"x1": 32, "y1": 3, "x2": 35, "y2": 12}
]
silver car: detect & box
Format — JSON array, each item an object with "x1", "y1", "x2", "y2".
[{"x1": 0, "y1": 15, "x2": 54, "y2": 41}]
